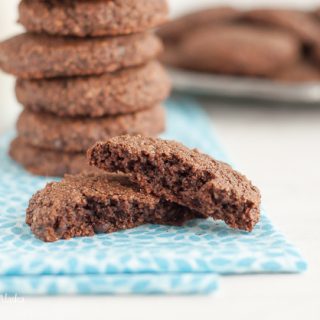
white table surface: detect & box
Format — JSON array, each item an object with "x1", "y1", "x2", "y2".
[{"x1": 0, "y1": 97, "x2": 319, "y2": 320}]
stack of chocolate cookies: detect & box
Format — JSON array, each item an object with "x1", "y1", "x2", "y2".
[{"x1": 0, "y1": 0, "x2": 170, "y2": 176}]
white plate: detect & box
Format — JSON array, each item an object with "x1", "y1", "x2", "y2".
[{"x1": 169, "y1": 67, "x2": 320, "y2": 103}]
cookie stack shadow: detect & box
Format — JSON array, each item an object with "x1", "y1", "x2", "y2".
[{"x1": 0, "y1": 0, "x2": 170, "y2": 177}]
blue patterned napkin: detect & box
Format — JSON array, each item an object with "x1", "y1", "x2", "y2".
[{"x1": 0, "y1": 99, "x2": 306, "y2": 295}]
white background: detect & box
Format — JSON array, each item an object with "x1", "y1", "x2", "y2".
[{"x1": 1, "y1": 1, "x2": 320, "y2": 319}]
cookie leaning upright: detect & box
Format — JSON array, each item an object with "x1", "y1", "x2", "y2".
[
  {"x1": 0, "y1": 0, "x2": 170, "y2": 177},
  {"x1": 88, "y1": 135, "x2": 261, "y2": 232}
]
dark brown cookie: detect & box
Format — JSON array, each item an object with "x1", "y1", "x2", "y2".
[
  {"x1": 178, "y1": 25, "x2": 300, "y2": 76},
  {"x1": 19, "y1": 0, "x2": 168, "y2": 37},
  {"x1": 26, "y1": 172, "x2": 198, "y2": 242},
  {"x1": 9, "y1": 137, "x2": 97, "y2": 177},
  {"x1": 272, "y1": 61, "x2": 320, "y2": 82},
  {"x1": 243, "y1": 9, "x2": 320, "y2": 45},
  {"x1": 312, "y1": 45, "x2": 320, "y2": 67},
  {"x1": 0, "y1": 32, "x2": 162, "y2": 79},
  {"x1": 17, "y1": 105, "x2": 165, "y2": 152},
  {"x1": 88, "y1": 135, "x2": 261, "y2": 232},
  {"x1": 16, "y1": 61, "x2": 170, "y2": 117},
  {"x1": 158, "y1": 6, "x2": 241, "y2": 43},
  {"x1": 159, "y1": 45, "x2": 185, "y2": 69},
  {"x1": 159, "y1": 6, "x2": 241, "y2": 68}
]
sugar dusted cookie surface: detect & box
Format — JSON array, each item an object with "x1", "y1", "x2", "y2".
[
  {"x1": 16, "y1": 61, "x2": 170, "y2": 117},
  {"x1": 19, "y1": 0, "x2": 168, "y2": 37},
  {"x1": 0, "y1": 33, "x2": 162, "y2": 79},
  {"x1": 17, "y1": 106, "x2": 165, "y2": 152}
]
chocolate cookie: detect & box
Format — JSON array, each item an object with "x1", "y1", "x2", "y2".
[
  {"x1": 0, "y1": 32, "x2": 162, "y2": 79},
  {"x1": 19, "y1": 0, "x2": 168, "y2": 37},
  {"x1": 159, "y1": 6, "x2": 241, "y2": 68},
  {"x1": 88, "y1": 135, "x2": 261, "y2": 232},
  {"x1": 17, "y1": 105, "x2": 165, "y2": 152},
  {"x1": 16, "y1": 61, "x2": 170, "y2": 117},
  {"x1": 243, "y1": 9, "x2": 320, "y2": 45},
  {"x1": 312, "y1": 45, "x2": 320, "y2": 67},
  {"x1": 26, "y1": 173, "x2": 197, "y2": 242},
  {"x1": 178, "y1": 25, "x2": 300, "y2": 76},
  {"x1": 9, "y1": 137, "x2": 96, "y2": 177},
  {"x1": 273, "y1": 61, "x2": 320, "y2": 82},
  {"x1": 158, "y1": 6, "x2": 241, "y2": 43}
]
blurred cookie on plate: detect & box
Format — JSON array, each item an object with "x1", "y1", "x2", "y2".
[
  {"x1": 159, "y1": 6, "x2": 241, "y2": 43},
  {"x1": 178, "y1": 25, "x2": 301, "y2": 77},
  {"x1": 159, "y1": 6, "x2": 242, "y2": 67},
  {"x1": 311, "y1": 42, "x2": 320, "y2": 67},
  {"x1": 243, "y1": 9, "x2": 320, "y2": 45},
  {"x1": 272, "y1": 61, "x2": 320, "y2": 82}
]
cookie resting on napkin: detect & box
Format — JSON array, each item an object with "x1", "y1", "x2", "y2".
[{"x1": 89, "y1": 135, "x2": 261, "y2": 232}]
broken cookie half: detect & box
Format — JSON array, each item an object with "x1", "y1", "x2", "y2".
[
  {"x1": 89, "y1": 135, "x2": 261, "y2": 232},
  {"x1": 26, "y1": 173, "x2": 198, "y2": 242},
  {"x1": 27, "y1": 135, "x2": 261, "y2": 242}
]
